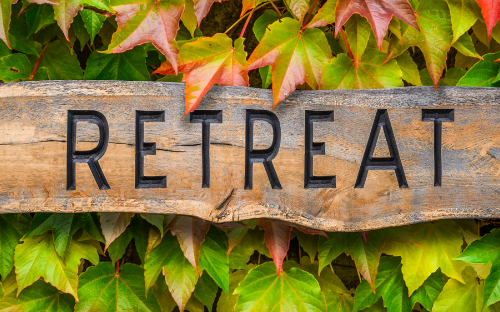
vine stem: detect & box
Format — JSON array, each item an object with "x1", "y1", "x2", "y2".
[
  {"x1": 29, "y1": 44, "x2": 48, "y2": 81},
  {"x1": 240, "y1": 6, "x2": 256, "y2": 38},
  {"x1": 270, "y1": 0, "x2": 281, "y2": 15}
]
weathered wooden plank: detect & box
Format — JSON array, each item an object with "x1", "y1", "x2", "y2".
[{"x1": 0, "y1": 81, "x2": 499, "y2": 231}]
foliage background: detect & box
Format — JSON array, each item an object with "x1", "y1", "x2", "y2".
[{"x1": 1, "y1": 0, "x2": 500, "y2": 310}]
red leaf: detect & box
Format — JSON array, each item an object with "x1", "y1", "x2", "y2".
[
  {"x1": 106, "y1": 0, "x2": 184, "y2": 74},
  {"x1": 476, "y1": 0, "x2": 500, "y2": 38},
  {"x1": 169, "y1": 216, "x2": 210, "y2": 274},
  {"x1": 295, "y1": 226, "x2": 329, "y2": 238},
  {"x1": 335, "y1": 0, "x2": 419, "y2": 49},
  {"x1": 154, "y1": 34, "x2": 249, "y2": 115},
  {"x1": 259, "y1": 220, "x2": 292, "y2": 275}
]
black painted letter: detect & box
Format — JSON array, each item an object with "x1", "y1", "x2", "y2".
[
  {"x1": 422, "y1": 109, "x2": 454, "y2": 187},
  {"x1": 136, "y1": 111, "x2": 166, "y2": 189},
  {"x1": 355, "y1": 109, "x2": 408, "y2": 188},
  {"x1": 304, "y1": 111, "x2": 336, "y2": 188},
  {"x1": 67, "y1": 110, "x2": 110, "y2": 190},
  {"x1": 245, "y1": 110, "x2": 282, "y2": 190},
  {"x1": 190, "y1": 110, "x2": 223, "y2": 188}
]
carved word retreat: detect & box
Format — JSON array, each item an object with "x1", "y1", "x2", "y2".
[{"x1": 67, "y1": 108, "x2": 454, "y2": 191}]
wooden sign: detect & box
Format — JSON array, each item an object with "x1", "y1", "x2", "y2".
[{"x1": 0, "y1": 81, "x2": 499, "y2": 231}]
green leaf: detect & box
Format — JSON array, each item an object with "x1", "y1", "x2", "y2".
[
  {"x1": 299, "y1": 257, "x2": 349, "y2": 294},
  {"x1": 216, "y1": 270, "x2": 248, "y2": 312},
  {"x1": 99, "y1": 212, "x2": 135, "y2": 249},
  {"x1": 26, "y1": 213, "x2": 100, "y2": 259},
  {"x1": 318, "y1": 233, "x2": 344, "y2": 275},
  {"x1": 344, "y1": 14, "x2": 372, "y2": 67},
  {"x1": 395, "y1": 50, "x2": 422, "y2": 86},
  {"x1": 295, "y1": 229, "x2": 320, "y2": 263},
  {"x1": 194, "y1": 271, "x2": 218, "y2": 312},
  {"x1": 453, "y1": 32, "x2": 482, "y2": 59},
  {"x1": 324, "y1": 290, "x2": 354, "y2": 312},
  {"x1": 0, "y1": 0, "x2": 17, "y2": 48},
  {"x1": 382, "y1": 220, "x2": 464, "y2": 295},
  {"x1": 52, "y1": 0, "x2": 112, "y2": 40},
  {"x1": 140, "y1": 214, "x2": 164, "y2": 236},
  {"x1": 321, "y1": 50, "x2": 403, "y2": 90},
  {"x1": 0, "y1": 40, "x2": 10, "y2": 58},
  {"x1": 234, "y1": 261, "x2": 326, "y2": 312},
  {"x1": 0, "y1": 214, "x2": 30, "y2": 280},
  {"x1": 107, "y1": 227, "x2": 133, "y2": 263},
  {"x1": 354, "y1": 257, "x2": 411, "y2": 312},
  {"x1": 252, "y1": 9, "x2": 280, "y2": 42},
  {"x1": 445, "y1": 0, "x2": 482, "y2": 42},
  {"x1": 26, "y1": 4, "x2": 56, "y2": 36},
  {"x1": 15, "y1": 233, "x2": 94, "y2": 298},
  {"x1": 410, "y1": 269, "x2": 445, "y2": 311},
  {"x1": 456, "y1": 228, "x2": 500, "y2": 308},
  {"x1": 80, "y1": 9, "x2": 105, "y2": 45},
  {"x1": 76, "y1": 263, "x2": 161, "y2": 312},
  {"x1": 144, "y1": 233, "x2": 198, "y2": 311},
  {"x1": 200, "y1": 227, "x2": 229, "y2": 295},
  {"x1": 9, "y1": 3, "x2": 38, "y2": 55},
  {"x1": 34, "y1": 40, "x2": 83, "y2": 80},
  {"x1": 72, "y1": 13, "x2": 90, "y2": 49},
  {"x1": 0, "y1": 280, "x2": 75, "y2": 312},
  {"x1": 181, "y1": 0, "x2": 197, "y2": 37},
  {"x1": 84, "y1": 46, "x2": 150, "y2": 80},
  {"x1": 457, "y1": 52, "x2": 500, "y2": 87},
  {"x1": 433, "y1": 266, "x2": 484, "y2": 312}
]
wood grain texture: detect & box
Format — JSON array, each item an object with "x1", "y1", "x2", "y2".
[{"x1": 0, "y1": 81, "x2": 499, "y2": 231}]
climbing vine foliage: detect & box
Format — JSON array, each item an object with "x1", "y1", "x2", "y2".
[{"x1": 1, "y1": 0, "x2": 500, "y2": 311}]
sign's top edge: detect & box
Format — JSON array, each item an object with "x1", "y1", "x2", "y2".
[{"x1": 0, "y1": 81, "x2": 498, "y2": 108}]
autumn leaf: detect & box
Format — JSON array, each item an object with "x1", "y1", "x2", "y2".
[
  {"x1": 285, "y1": 0, "x2": 310, "y2": 23},
  {"x1": 169, "y1": 216, "x2": 211, "y2": 273},
  {"x1": 334, "y1": 0, "x2": 419, "y2": 50},
  {"x1": 259, "y1": 220, "x2": 292, "y2": 275},
  {"x1": 245, "y1": 17, "x2": 332, "y2": 108},
  {"x1": 99, "y1": 212, "x2": 134, "y2": 250},
  {"x1": 477, "y1": 0, "x2": 500, "y2": 38},
  {"x1": 154, "y1": 34, "x2": 249, "y2": 115},
  {"x1": 105, "y1": 0, "x2": 184, "y2": 73},
  {"x1": 241, "y1": 0, "x2": 265, "y2": 17}
]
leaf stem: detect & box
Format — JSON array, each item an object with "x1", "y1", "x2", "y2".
[
  {"x1": 240, "y1": 7, "x2": 256, "y2": 38},
  {"x1": 224, "y1": 2, "x2": 270, "y2": 34},
  {"x1": 116, "y1": 259, "x2": 120, "y2": 274},
  {"x1": 340, "y1": 28, "x2": 354, "y2": 60},
  {"x1": 29, "y1": 44, "x2": 48, "y2": 81},
  {"x1": 303, "y1": 0, "x2": 319, "y2": 27}
]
